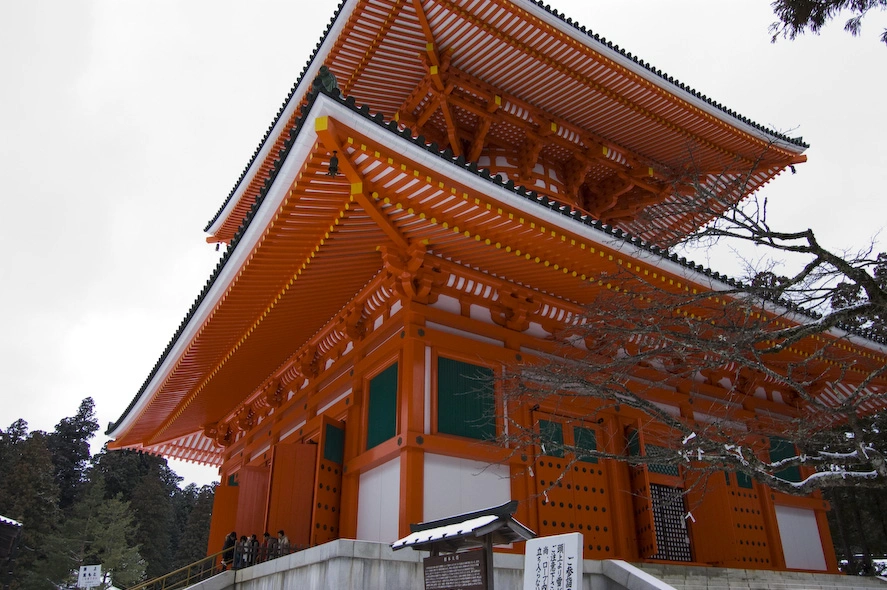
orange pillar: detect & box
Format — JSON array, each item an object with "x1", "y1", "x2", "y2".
[{"x1": 398, "y1": 323, "x2": 427, "y2": 534}]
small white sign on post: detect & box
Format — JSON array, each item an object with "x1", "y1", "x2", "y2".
[
  {"x1": 78, "y1": 564, "x2": 102, "y2": 588},
  {"x1": 522, "y1": 532, "x2": 583, "y2": 590}
]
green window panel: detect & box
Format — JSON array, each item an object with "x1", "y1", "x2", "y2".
[
  {"x1": 626, "y1": 429, "x2": 641, "y2": 458},
  {"x1": 769, "y1": 436, "x2": 801, "y2": 483},
  {"x1": 366, "y1": 363, "x2": 398, "y2": 450},
  {"x1": 736, "y1": 471, "x2": 754, "y2": 489},
  {"x1": 539, "y1": 420, "x2": 565, "y2": 457},
  {"x1": 573, "y1": 426, "x2": 598, "y2": 463},
  {"x1": 324, "y1": 423, "x2": 345, "y2": 464},
  {"x1": 437, "y1": 358, "x2": 495, "y2": 440},
  {"x1": 645, "y1": 444, "x2": 680, "y2": 477}
]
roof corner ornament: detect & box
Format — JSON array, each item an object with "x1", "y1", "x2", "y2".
[{"x1": 313, "y1": 64, "x2": 340, "y2": 96}]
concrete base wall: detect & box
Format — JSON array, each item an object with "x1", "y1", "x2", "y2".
[
  {"x1": 186, "y1": 539, "x2": 675, "y2": 590},
  {"x1": 186, "y1": 541, "x2": 885, "y2": 590}
]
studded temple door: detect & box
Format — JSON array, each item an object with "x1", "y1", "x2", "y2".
[
  {"x1": 533, "y1": 413, "x2": 616, "y2": 558},
  {"x1": 310, "y1": 417, "x2": 345, "y2": 546},
  {"x1": 626, "y1": 428, "x2": 692, "y2": 562}
]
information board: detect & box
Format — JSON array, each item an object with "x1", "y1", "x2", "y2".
[
  {"x1": 423, "y1": 550, "x2": 486, "y2": 590},
  {"x1": 522, "y1": 532, "x2": 582, "y2": 590},
  {"x1": 77, "y1": 564, "x2": 102, "y2": 588}
]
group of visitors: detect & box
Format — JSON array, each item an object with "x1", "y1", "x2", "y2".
[{"x1": 221, "y1": 530, "x2": 291, "y2": 570}]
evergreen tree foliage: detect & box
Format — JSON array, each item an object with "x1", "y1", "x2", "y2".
[
  {"x1": 771, "y1": 0, "x2": 887, "y2": 44},
  {"x1": 47, "y1": 398, "x2": 99, "y2": 510},
  {"x1": 0, "y1": 426, "x2": 67, "y2": 590},
  {"x1": 1, "y1": 408, "x2": 214, "y2": 588},
  {"x1": 91, "y1": 447, "x2": 188, "y2": 578},
  {"x1": 173, "y1": 484, "x2": 216, "y2": 569},
  {"x1": 63, "y1": 475, "x2": 145, "y2": 588}
]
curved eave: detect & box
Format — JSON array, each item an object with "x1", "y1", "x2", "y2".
[
  {"x1": 203, "y1": 0, "x2": 357, "y2": 240},
  {"x1": 205, "y1": 0, "x2": 807, "y2": 245}
]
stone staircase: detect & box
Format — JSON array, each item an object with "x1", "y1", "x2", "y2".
[{"x1": 636, "y1": 563, "x2": 887, "y2": 590}]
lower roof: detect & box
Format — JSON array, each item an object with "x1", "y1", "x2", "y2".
[{"x1": 107, "y1": 90, "x2": 886, "y2": 465}]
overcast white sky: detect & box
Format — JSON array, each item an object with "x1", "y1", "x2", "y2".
[{"x1": 1, "y1": 1, "x2": 885, "y2": 487}]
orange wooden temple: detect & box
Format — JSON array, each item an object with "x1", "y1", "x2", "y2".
[{"x1": 107, "y1": 0, "x2": 887, "y2": 572}]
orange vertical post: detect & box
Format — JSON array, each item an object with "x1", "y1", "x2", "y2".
[
  {"x1": 398, "y1": 325, "x2": 426, "y2": 534},
  {"x1": 207, "y1": 484, "x2": 239, "y2": 557},
  {"x1": 339, "y1": 397, "x2": 364, "y2": 539}
]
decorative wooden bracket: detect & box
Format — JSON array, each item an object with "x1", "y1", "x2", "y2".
[
  {"x1": 299, "y1": 344, "x2": 319, "y2": 379},
  {"x1": 203, "y1": 421, "x2": 234, "y2": 448},
  {"x1": 492, "y1": 288, "x2": 541, "y2": 332},
  {"x1": 337, "y1": 300, "x2": 368, "y2": 342},
  {"x1": 381, "y1": 243, "x2": 446, "y2": 304}
]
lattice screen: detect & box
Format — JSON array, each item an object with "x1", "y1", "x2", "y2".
[{"x1": 649, "y1": 484, "x2": 692, "y2": 562}]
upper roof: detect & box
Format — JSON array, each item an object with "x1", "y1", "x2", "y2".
[
  {"x1": 205, "y1": 0, "x2": 807, "y2": 247},
  {"x1": 106, "y1": 0, "x2": 887, "y2": 466}
]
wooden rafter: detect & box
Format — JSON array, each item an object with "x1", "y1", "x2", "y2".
[
  {"x1": 315, "y1": 116, "x2": 411, "y2": 251},
  {"x1": 341, "y1": 0, "x2": 410, "y2": 96},
  {"x1": 444, "y1": 0, "x2": 791, "y2": 167}
]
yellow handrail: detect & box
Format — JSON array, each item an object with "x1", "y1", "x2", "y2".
[
  {"x1": 125, "y1": 543, "x2": 305, "y2": 590},
  {"x1": 125, "y1": 550, "x2": 225, "y2": 590}
]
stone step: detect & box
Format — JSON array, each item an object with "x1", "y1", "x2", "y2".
[{"x1": 635, "y1": 563, "x2": 887, "y2": 590}]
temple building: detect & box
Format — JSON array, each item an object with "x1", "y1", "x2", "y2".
[{"x1": 107, "y1": 0, "x2": 887, "y2": 573}]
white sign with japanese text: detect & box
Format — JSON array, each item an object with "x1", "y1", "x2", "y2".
[
  {"x1": 77, "y1": 564, "x2": 102, "y2": 588},
  {"x1": 522, "y1": 532, "x2": 582, "y2": 590}
]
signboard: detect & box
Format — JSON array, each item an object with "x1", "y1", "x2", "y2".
[
  {"x1": 522, "y1": 533, "x2": 582, "y2": 590},
  {"x1": 423, "y1": 551, "x2": 486, "y2": 590},
  {"x1": 77, "y1": 565, "x2": 102, "y2": 588}
]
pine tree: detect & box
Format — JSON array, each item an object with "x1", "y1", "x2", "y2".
[
  {"x1": 771, "y1": 0, "x2": 887, "y2": 45},
  {"x1": 173, "y1": 484, "x2": 215, "y2": 569},
  {"x1": 91, "y1": 447, "x2": 180, "y2": 578},
  {"x1": 0, "y1": 430, "x2": 67, "y2": 590},
  {"x1": 64, "y1": 475, "x2": 145, "y2": 588},
  {"x1": 47, "y1": 398, "x2": 99, "y2": 510}
]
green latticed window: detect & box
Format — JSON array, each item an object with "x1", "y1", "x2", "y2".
[
  {"x1": 573, "y1": 426, "x2": 598, "y2": 464},
  {"x1": 769, "y1": 436, "x2": 801, "y2": 483},
  {"x1": 437, "y1": 358, "x2": 495, "y2": 440},
  {"x1": 539, "y1": 420, "x2": 564, "y2": 457},
  {"x1": 324, "y1": 423, "x2": 345, "y2": 464},
  {"x1": 736, "y1": 471, "x2": 754, "y2": 489},
  {"x1": 646, "y1": 444, "x2": 680, "y2": 477},
  {"x1": 626, "y1": 430, "x2": 678, "y2": 476},
  {"x1": 366, "y1": 363, "x2": 398, "y2": 450}
]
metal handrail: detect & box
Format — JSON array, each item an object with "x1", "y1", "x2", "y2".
[
  {"x1": 125, "y1": 550, "x2": 224, "y2": 590},
  {"x1": 125, "y1": 543, "x2": 306, "y2": 590}
]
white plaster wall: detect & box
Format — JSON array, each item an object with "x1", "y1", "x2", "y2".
[
  {"x1": 356, "y1": 458, "x2": 400, "y2": 542},
  {"x1": 423, "y1": 453, "x2": 511, "y2": 521},
  {"x1": 774, "y1": 505, "x2": 827, "y2": 571}
]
